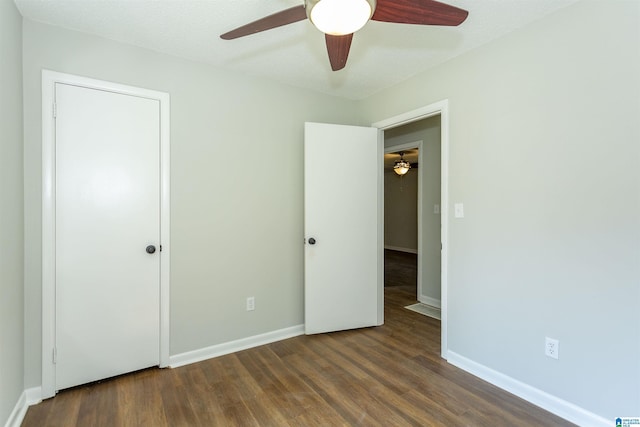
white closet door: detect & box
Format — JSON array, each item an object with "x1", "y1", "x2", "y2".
[{"x1": 55, "y1": 83, "x2": 161, "y2": 390}]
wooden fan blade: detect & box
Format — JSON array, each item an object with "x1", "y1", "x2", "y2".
[
  {"x1": 220, "y1": 5, "x2": 307, "y2": 40},
  {"x1": 372, "y1": 0, "x2": 468, "y2": 26},
  {"x1": 326, "y1": 33, "x2": 353, "y2": 71}
]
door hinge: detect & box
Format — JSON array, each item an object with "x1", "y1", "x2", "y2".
[
  {"x1": 52, "y1": 347, "x2": 57, "y2": 364},
  {"x1": 53, "y1": 102, "x2": 57, "y2": 118}
]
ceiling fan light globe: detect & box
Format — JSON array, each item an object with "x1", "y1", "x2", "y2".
[
  {"x1": 307, "y1": 0, "x2": 376, "y2": 36},
  {"x1": 393, "y1": 160, "x2": 411, "y2": 176}
]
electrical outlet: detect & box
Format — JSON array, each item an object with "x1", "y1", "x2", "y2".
[
  {"x1": 545, "y1": 337, "x2": 559, "y2": 359},
  {"x1": 246, "y1": 296, "x2": 255, "y2": 311}
]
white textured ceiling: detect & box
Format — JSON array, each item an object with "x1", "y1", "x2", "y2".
[{"x1": 14, "y1": 0, "x2": 579, "y2": 100}]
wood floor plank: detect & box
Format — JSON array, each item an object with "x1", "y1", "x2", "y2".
[
  {"x1": 292, "y1": 352, "x2": 412, "y2": 426},
  {"x1": 23, "y1": 284, "x2": 575, "y2": 427},
  {"x1": 236, "y1": 348, "x2": 329, "y2": 423}
]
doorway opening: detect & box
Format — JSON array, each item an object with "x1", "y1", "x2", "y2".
[
  {"x1": 374, "y1": 100, "x2": 449, "y2": 358},
  {"x1": 383, "y1": 144, "x2": 420, "y2": 300},
  {"x1": 383, "y1": 116, "x2": 441, "y2": 318}
]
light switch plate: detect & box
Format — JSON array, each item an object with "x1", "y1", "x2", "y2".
[{"x1": 454, "y1": 203, "x2": 464, "y2": 218}]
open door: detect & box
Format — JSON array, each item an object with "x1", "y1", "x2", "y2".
[{"x1": 304, "y1": 122, "x2": 383, "y2": 334}]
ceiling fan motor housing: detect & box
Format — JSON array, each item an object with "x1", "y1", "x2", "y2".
[{"x1": 305, "y1": 0, "x2": 377, "y2": 35}]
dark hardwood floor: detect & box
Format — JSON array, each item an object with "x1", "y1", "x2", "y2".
[
  {"x1": 23, "y1": 285, "x2": 574, "y2": 426},
  {"x1": 384, "y1": 249, "x2": 417, "y2": 292}
]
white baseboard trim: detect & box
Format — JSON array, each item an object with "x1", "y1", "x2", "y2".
[
  {"x1": 419, "y1": 295, "x2": 441, "y2": 308},
  {"x1": 169, "y1": 324, "x2": 305, "y2": 368},
  {"x1": 4, "y1": 391, "x2": 26, "y2": 427},
  {"x1": 4, "y1": 387, "x2": 42, "y2": 427},
  {"x1": 446, "y1": 351, "x2": 609, "y2": 427},
  {"x1": 384, "y1": 245, "x2": 418, "y2": 254},
  {"x1": 25, "y1": 387, "x2": 42, "y2": 406}
]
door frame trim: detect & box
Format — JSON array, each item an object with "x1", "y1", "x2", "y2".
[
  {"x1": 383, "y1": 140, "x2": 424, "y2": 302},
  {"x1": 41, "y1": 70, "x2": 171, "y2": 398},
  {"x1": 372, "y1": 99, "x2": 450, "y2": 359}
]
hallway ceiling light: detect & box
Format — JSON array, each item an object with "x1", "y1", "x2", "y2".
[{"x1": 393, "y1": 152, "x2": 411, "y2": 176}]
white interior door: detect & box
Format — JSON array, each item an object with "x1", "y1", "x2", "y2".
[
  {"x1": 304, "y1": 122, "x2": 382, "y2": 334},
  {"x1": 55, "y1": 83, "x2": 161, "y2": 390}
]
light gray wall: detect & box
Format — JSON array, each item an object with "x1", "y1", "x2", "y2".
[
  {"x1": 384, "y1": 168, "x2": 418, "y2": 252},
  {"x1": 385, "y1": 118, "x2": 441, "y2": 304},
  {"x1": 22, "y1": 20, "x2": 361, "y2": 388},
  {"x1": 361, "y1": 0, "x2": 640, "y2": 419},
  {"x1": 16, "y1": 0, "x2": 640, "y2": 421},
  {"x1": 0, "y1": 0, "x2": 25, "y2": 423}
]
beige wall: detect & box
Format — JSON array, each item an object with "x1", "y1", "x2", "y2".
[
  {"x1": 0, "y1": 0, "x2": 25, "y2": 423},
  {"x1": 384, "y1": 168, "x2": 418, "y2": 252},
  {"x1": 22, "y1": 20, "x2": 362, "y2": 388},
  {"x1": 361, "y1": 0, "x2": 640, "y2": 419},
  {"x1": 385, "y1": 117, "x2": 442, "y2": 305}
]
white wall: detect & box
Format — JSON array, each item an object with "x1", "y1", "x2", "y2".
[
  {"x1": 385, "y1": 117, "x2": 442, "y2": 305},
  {"x1": 22, "y1": 20, "x2": 361, "y2": 389},
  {"x1": 361, "y1": 0, "x2": 640, "y2": 419},
  {"x1": 0, "y1": 1, "x2": 25, "y2": 424}
]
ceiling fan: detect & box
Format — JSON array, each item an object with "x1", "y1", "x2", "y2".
[{"x1": 220, "y1": 0, "x2": 469, "y2": 71}]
